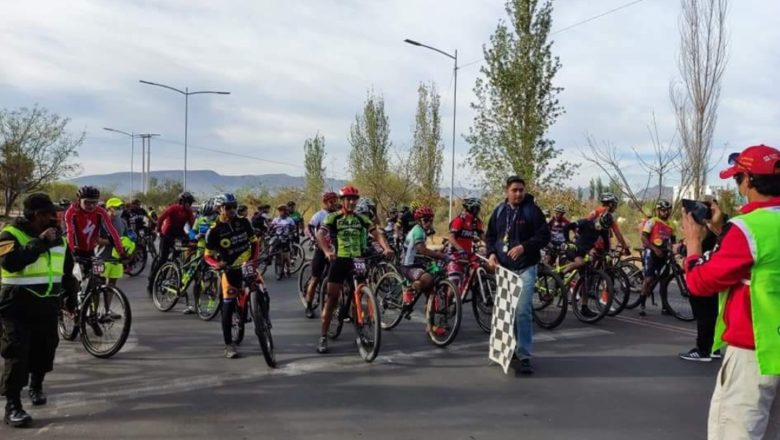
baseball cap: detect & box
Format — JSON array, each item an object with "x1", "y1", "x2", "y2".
[
  {"x1": 719, "y1": 144, "x2": 780, "y2": 179},
  {"x1": 23, "y1": 193, "x2": 61, "y2": 214}
]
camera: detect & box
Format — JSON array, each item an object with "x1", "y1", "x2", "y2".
[{"x1": 682, "y1": 199, "x2": 713, "y2": 225}]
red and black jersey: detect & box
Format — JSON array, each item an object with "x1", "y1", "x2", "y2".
[
  {"x1": 64, "y1": 204, "x2": 125, "y2": 257},
  {"x1": 449, "y1": 211, "x2": 483, "y2": 255}
]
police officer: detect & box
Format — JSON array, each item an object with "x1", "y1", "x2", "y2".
[{"x1": 0, "y1": 193, "x2": 78, "y2": 427}]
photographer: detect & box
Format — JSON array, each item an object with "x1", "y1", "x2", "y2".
[{"x1": 683, "y1": 145, "x2": 780, "y2": 440}]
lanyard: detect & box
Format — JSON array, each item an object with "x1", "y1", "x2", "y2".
[{"x1": 503, "y1": 204, "x2": 518, "y2": 244}]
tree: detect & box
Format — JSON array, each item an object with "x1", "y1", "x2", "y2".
[
  {"x1": 348, "y1": 89, "x2": 392, "y2": 212},
  {"x1": 588, "y1": 179, "x2": 595, "y2": 201},
  {"x1": 670, "y1": 0, "x2": 728, "y2": 199},
  {"x1": 132, "y1": 178, "x2": 183, "y2": 210},
  {"x1": 410, "y1": 83, "x2": 445, "y2": 207},
  {"x1": 0, "y1": 106, "x2": 83, "y2": 214},
  {"x1": 466, "y1": 0, "x2": 577, "y2": 191},
  {"x1": 303, "y1": 132, "x2": 326, "y2": 213}
]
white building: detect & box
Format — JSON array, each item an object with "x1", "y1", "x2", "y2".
[{"x1": 672, "y1": 184, "x2": 723, "y2": 201}]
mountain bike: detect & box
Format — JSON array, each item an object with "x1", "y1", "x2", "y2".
[
  {"x1": 152, "y1": 243, "x2": 220, "y2": 320},
  {"x1": 58, "y1": 257, "x2": 132, "y2": 358},
  {"x1": 257, "y1": 233, "x2": 305, "y2": 280},
  {"x1": 447, "y1": 253, "x2": 496, "y2": 334},
  {"x1": 125, "y1": 229, "x2": 158, "y2": 277},
  {"x1": 229, "y1": 262, "x2": 275, "y2": 368},
  {"x1": 533, "y1": 263, "x2": 568, "y2": 329},
  {"x1": 298, "y1": 259, "x2": 328, "y2": 312},
  {"x1": 623, "y1": 249, "x2": 694, "y2": 321}
]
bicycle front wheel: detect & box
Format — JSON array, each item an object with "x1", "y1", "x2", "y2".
[
  {"x1": 79, "y1": 286, "x2": 132, "y2": 358},
  {"x1": 353, "y1": 284, "x2": 381, "y2": 362},
  {"x1": 533, "y1": 265, "x2": 568, "y2": 330},
  {"x1": 125, "y1": 247, "x2": 147, "y2": 277},
  {"x1": 426, "y1": 279, "x2": 462, "y2": 347},
  {"x1": 472, "y1": 268, "x2": 497, "y2": 334},
  {"x1": 660, "y1": 268, "x2": 695, "y2": 322},
  {"x1": 58, "y1": 304, "x2": 79, "y2": 341},
  {"x1": 298, "y1": 262, "x2": 313, "y2": 307},
  {"x1": 571, "y1": 270, "x2": 613, "y2": 324},
  {"x1": 619, "y1": 258, "x2": 645, "y2": 310},
  {"x1": 289, "y1": 244, "x2": 306, "y2": 273},
  {"x1": 195, "y1": 269, "x2": 222, "y2": 321},
  {"x1": 250, "y1": 288, "x2": 276, "y2": 368},
  {"x1": 153, "y1": 262, "x2": 181, "y2": 312},
  {"x1": 606, "y1": 267, "x2": 631, "y2": 317},
  {"x1": 374, "y1": 271, "x2": 406, "y2": 330}
]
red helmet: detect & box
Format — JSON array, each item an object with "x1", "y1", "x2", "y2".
[
  {"x1": 321, "y1": 191, "x2": 338, "y2": 203},
  {"x1": 339, "y1": 185, "x2": 360, "y2": 198},
  {"x1": 414, "y1": 206, "x2": 435, "y2": 220}
]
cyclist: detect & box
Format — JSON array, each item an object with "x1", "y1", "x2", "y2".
[
  {"x1": 287, "y1": 201, "x2": 304, "y2": 242},
  {"x1": 251, "y1": 204, "x2": 271, "y2": 236},
  {"x1": 384, "y1": 207, "x2": 400, "y2": 246},
  {"x1": 147, "y1": 192, "x2": 196, "y2": 295},
  {"x1": 237, "y1": 205, "x2": 248, "y2": 219},
  {"x1": 64, "y1": 185, "x2": 127, "y2": 265},
  {"x1": 315, "y1": 185, "x2": 393, "y2": 354},
  {"x1": 447, "y1": 198, "x2": 484, "y2": 287},
  {"x1": 203, "y1": 193, "x2": 261, "y2": 359},
  {"x1": 270, "y1": 204, "x2": 297, "y2": 279},
  {"x1": 401, "y1": 206, "x2": 450, "y2": 301},
  {"x1": 638, "y1": 199, "x2": 676, "y2": 316},
  {"x1": 588, "y1": 193, "x2": 631, "y2": 255},
  {"x1": 548, "y1": 204, "x2": 571, "y2": 248},
  {"x1": 122, "y1": 199, "x2": 150, "y2": 237},
  {"x1": 395, "y1": 204, "x2": 418, "y2": 243},
  {"x1": 100, "y1": 198, "x2": 136, "y2": 317},
  {"x1": 355, "y1": 197, "x2": 384, "y2": 255},
  {"x1": 561, "y1": 211, "x2": 614, "y2": 317},
  {"x1": 303, "y1": 192, "x2": 338, "y2": 318}
]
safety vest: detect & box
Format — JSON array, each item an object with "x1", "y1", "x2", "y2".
[
  {"x1": 713, "y1": 206, "x2": 780, "y2": 375},
  {"x1": 0, "y1": 225, "x2": 66, "y2": 298}
]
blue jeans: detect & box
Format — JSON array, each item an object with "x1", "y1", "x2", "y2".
[{"x1": 512, "y1": 265, "x2": 537, "y2": 360}]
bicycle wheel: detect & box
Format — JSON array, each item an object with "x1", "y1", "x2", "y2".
[
  {"x1": 426, "y1": 279, "x2": 462, "y2": 347},
  {"x1": 125, "y1": 246, "x2": 147, "y2": 277},
  {"x1": 298, "y1": 262, "x2": 313, "y2": 307},
  {"x1": 374, "y1": 271, "x2": 406, "y2": 330},
  {"x1": 660, "y1": 269, "x2": 695, "y2": 322},
  {"x1": 79, "y1": 286, "x2": 132, "y2": 358},
  {"x1": 369, "y1": 262, "x2": 397, "y2": 289},
  {"x1": 274, "y1": 254, "x2": 284, "y2": 280},
  {"x1": 195, "y1": 269, "x2": 222, "y2": 321},
  {"x1": 619, "y1": 258, "x2": 645, "y2": 309},
  {"x1": 472, "y1": 268, "x2": 496, "y2": 334},
  {"x1": 606, "y1": 267, "x2": 631, "y2": 317},
  {"x1": 250, "y1": 288, "x2": 276, "y2": 368},
  {"x1": 327, "y1": 289, "x2": 347, "y2": 340},
  {"x1": 289, "y1": 243, "x2": 306, "y2": 273},
  {"x1": 533, "y1": 265, "x2": 568, "y2": 330},
  {"x1": 152, "y1": 262, "x2": 181, "y2": 312},
  {"x1": 232, "y1": 303, "x2": 247, "y2": 345},
  {"x1": 58, "y1": 304, "x2": 79, "y2": 341},
  {"x1": 353, "y1": 284, "x2": 381, "y2": 362},
  {"x1": 257, "y1": 251, "x2": 270, "y2": 276},
  {"x1": 571, "y1": 269, "x2": 613, "y2": 324}
]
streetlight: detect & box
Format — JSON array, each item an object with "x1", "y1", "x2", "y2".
[
  {"x1": 139, "y1": 80, "x2": 230, "y2": 191},
  {"x1": 404, "y1": 38, "x2": 458, "y2": 222},
  {"x1": 103, "y1": 127, "x2": 138, "y2": 194}
]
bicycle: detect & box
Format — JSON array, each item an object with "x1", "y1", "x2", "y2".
[
  {"x1": 533, "y1": 262, "x2": 568, "y2": 330},
  {"x1": 228, "y1": 262, "x2": 275, "y2": 368},
  {"x1": 257, "y1": 233, "x2": 305, "y2": 280},
  {"x1": 297, "y1": 259, "x2": 328, "y2": 313},
  {"x1": 58, "y1": 257, "x2": 132, "y2": 358},
  {"x1": 324, "y1": 256, "x2": 382, "y2": 362},
  {"x1": 152, "y1": 242, "x2": 221, "y2": 320},
  {"x1": 623, "y1": 249, "x2": 694, "y2": 321},
  {"x1": 125, "y1": 229, "x2": 158, "y2": 277},
  {"x1": 447, "y1": 251, "x2": 497, "y2": 334},
  {"x1": 374, "y1": 258, "x2": 462, "y2": 347}
]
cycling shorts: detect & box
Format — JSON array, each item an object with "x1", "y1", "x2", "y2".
[
  {"x1": 400, "y1": 266, "x2": 425, "y2": 283},
  {"x1": 642, "y1": 248, "x2": 669, "y2": 278},
  {"x1": 327, "y1": 257, "x2": 354, "y2": 285},
  {"x1": 102, "y1": 261, "x2": 124, "y2": 279},
  {"x1": 311, "y1": 248, "x2": 328, "y2": 279},
  {"x1": 221, "y1": 268, "x2": 243, "y2": 299}
]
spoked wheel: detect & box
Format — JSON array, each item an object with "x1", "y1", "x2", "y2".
[
  {"x1": 571, "y1": 270, "x2": 614, "y2": 324},
  {"x1": 79, "y1": 286, "x2": 132, "y2": 358},
  {"x1": 660, "y1": 269, "x2": 695, "y2": 321},
  {"x1": 152, "y1": 262, "x2": 181, "y2": 312},
  {"x1": 289, "y1": 243, "x2": 306, "y2": 274},
  {"x1": 369, "y1": 262, "x2": 397, "y2": 289},
  {"x1": 607, "y1": 267, "x2": 631, "y2": 317},
  {"x1": 426, "y1": 279, "x2": 462, "y2": 347},
  {"x1": 58, "y1": 305, "x2": 79, "y2": 341},
  {"x1": 250, "y1": 288, "x2": 276, "y2": 368},
  {"x1": 374, "y1": 271, "x2": 406, "y2": 330},
  {"x1": 297, "y1": 262, "x2": 320, "y2": 310},
  {"x1": 327, "y1": 288, "x2": 347, "y2": 340},
  {"x1": 232, "y1": 303, "x2": 247, "y2": 345},
  {"x1": 533, "y1": 265, "x2": 568, "y2": 330},
  {"x1": 471, "y1": 268, "x2": 496, "y2": 334},
  {"x1": 195, "y1": 269, "x2": 222, "y2": 321},
  {"x1": 619, "y1": 258, "x2": 645, "y2": 309},
  {"x1": 353, "y1": 284, "x2": 381, "y2": 362},
  {"x1": 124, "y1": 247, "x2": 147, "y2": 277}
]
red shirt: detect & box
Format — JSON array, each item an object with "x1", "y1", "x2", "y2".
[
  {"x1": 64, "y1": 204, "x2": 125, "y2": 257},
  {"x1": 157, "y1": 204, "x2": 195, "y2": 237},
  {"x1": 449, "y1": 212, "x2": 483, "y2": 255},
  {"x1": 685, "y1": 197, "x2": 780, "y2": 350}
]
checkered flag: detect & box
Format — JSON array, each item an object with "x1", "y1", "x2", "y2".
[{"x1": 489, "y1": 264, "x2": 523, "y2": 375}]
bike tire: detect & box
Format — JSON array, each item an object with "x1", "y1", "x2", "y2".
[
  {"x1": 353, "y1": 284, "x2": 381, "y2": 362},
  {"x1": 125, "y1": 246, "x2": 147, "y2": 277},
  {"x1": 660, "y1": 267, "x2": 695, "y2": 322},
  {"x1": 289, "y1": 243, "x2": 306, "y2": 273},
  {"x1": 250, "y1": 288, "x2": 276, "y2": 368},
  {"x1": 232, "y1": 303, "x2": 247, "y2": 345},
  {"x1": 79, "y1": 286, "x2": 132, "y2": 358},
  {"x1": 152, "y1": 262, "x2": 181, "y2": 312},
  {"x1": 426, "y1": 279, "x2": 462, "y2": 347},
  {"x1": 327, "y1": 288, "x2": 347, "y2": 340},
  {"x1": 472, "y1": 268, "x2": 497, "y2": 334},
  {"x1": 374, "y1": 271, "x2": 406, "y2": 330},
  {"x1": 606, "y1": 267, "x2": 631, "y2": 317},
  {"x1": 195, "y1": 269, "x2": 222, "y2": 321},
  {"x1": 619, "y1": 258, "x2": 645, "y2": 310},
  {"x1": 298, "y1": 262, "x2": 313, "y2": 307},
  {"x1": 533, "y1": 265, "x2": 568, "y2": 330},
  {"x1": 571, "y1": 269, "x2": 614, "y2": 324},
  {"x1": 58, "y1": 305, "x2": 79, "y2": 341}
]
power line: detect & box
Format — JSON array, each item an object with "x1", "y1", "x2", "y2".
[
  {"x1": 153, "y1": 138, "x2": 304, "y2": 169},
  {"x1": 458, "y1": 0, "x2": 646, "y2": 70}
]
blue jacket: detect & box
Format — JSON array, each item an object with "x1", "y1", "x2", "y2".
[{"x1": 485, "y1": 195, "x2": 550, "y2": 271}]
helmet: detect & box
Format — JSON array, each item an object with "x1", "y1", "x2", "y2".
[
  {"x1": 400, "y1": 206, "x2": 410, "y2": 213},
  {"x1": 77, "y1": 185, "x2": 100, "y2": 200},
  {"x1": 462, "y1": 198, "x2": 482, "y2": 213},
  {"x1": 554, "y1": 204, "x2": 566, "y2": 214},
  {"x1": 277, "y1": 204, "x2": 288, "y2": 211},
  {"x1": 355, "y1": 197, "x2": 377, "y2": 219},
  {"x1": 179, "y1": 192, "x2": 195, "y2": 205},
  {"x1": 414, "y1": 206, "x2": 435, "y2": 220},
  {"x1": 321, "y1": 192, "x2": 338, "y2": 203},
  {"x1": 338, "y1": 185, "x2": 360, "y2": 198},
  {"x1": 106, "y1": 197, "x2": 124, "y2": 209},
  {"x1": 410, "y1": 201, "x2": 422, "y2": 211},
  {"x1": 200, "y1": 198, "x2": 216, "y2": 217},
  {"x1": 656, "y1": 199, "x2": 672, "y2": 210},
  {"x1": 600, "y1": 193, "x2": 618, "y2": 205},
  {"x1": 213, "y1": 193, "x2": 237, "y2": 209},
  {"x1": 598, "y1": 212, "x2": 614, "y2": 230}
]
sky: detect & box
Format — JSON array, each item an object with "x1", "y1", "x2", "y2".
[{"x1": 1, "y1": 0, "x2": 778, "y2": 192}]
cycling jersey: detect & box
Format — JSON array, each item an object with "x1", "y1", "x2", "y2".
[
  {"x1": 123, "y1": 207, "x2": 149, "y2": 233},
  {"x1": 548, "y1": 216, "x2": 571, "y2": 244},
  {"x1": 563, "y1": 219, "x2": 610, "y2": 256},
  {"x1": 402, "y1": 224, "x2": 428, "y2": 266},
  {"x1": 321, "y1": 211, "x2": 374, "y2": 258},
  {"x1": 449, "y1": 211, "x2": 483, "y2": 255},
  {"x1": 642, "y1": 217, "x2": 675, "y2": 249},
  {"x1": 190, "y1": 215, "x2": 215, "y2": 250},
  {"x1": 307, "y1": 209, "x2": 329, "y2": 237},
  {"x1": 289, "y1": 211, "x2": 303, "y2": 225},
  {"x1": 204, "y1": 216, "x2": 257, "y2": 268},
  {"x1": 64, "y1": 203, "x2": 125, "y2": 257},
  {"x1": 157, "y1": 204, "x2": 195, "y2": 237},
  {"x1": 271, "y1": 216, "x2": 296, "y2": 238}
]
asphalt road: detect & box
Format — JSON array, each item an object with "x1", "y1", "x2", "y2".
[{"x1": 2, "y1": 263, "x2": 720, "y2": 439}]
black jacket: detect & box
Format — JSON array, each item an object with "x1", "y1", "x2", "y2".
[{"x1": 485, "y1": 195, "x2": 550, "y2": 271}]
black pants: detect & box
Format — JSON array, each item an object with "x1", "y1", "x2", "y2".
[
  {"x1": 0, "y1": 291, "x2": 59, "y2": 400},
  {"x1": 689, "y1": 294, "x2": 718, "y2": 355},
  {"x1": 147, "y1": 235, "x2": 178, "y2": 289}
]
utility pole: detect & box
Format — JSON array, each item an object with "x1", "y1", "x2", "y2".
[{"x1": 137, "y1": 134, "x2": 160, "y2": 194}]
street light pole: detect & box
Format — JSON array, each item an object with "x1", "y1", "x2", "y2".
[
  {"x1": 103, "y1": 127, "x2": 138, "y2": 194},
  {"x1": 136, "y1": 133, "x2": 160, "y2": 194},
  {"x1": 139, "y1": 80, "x2": 230, "y2": 191},
  {"x1": 404, "y1": 39, "x2": 459, "y2": 222}
]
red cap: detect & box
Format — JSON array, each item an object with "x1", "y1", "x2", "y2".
[{"x1": 719, "y1": 145, "x2": 780, "y2": 179}]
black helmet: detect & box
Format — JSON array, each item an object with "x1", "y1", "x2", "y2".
[
  {"x1": 286, "y1": 201, "x2": 296, "y2": 207},
  {"x1": 401, "y1": 206, "x2": 410, "y2": 213},
  {"x1": 600, "y1": 193, "x2": 618, "y2": 205},
  {"x1": 656, "y1": 199, "x2": 672, "y2": 210},
  {"x1": 462, "y1": 197, "x2": 482, "y2": 213},
  {"x1": 77, "y1": 185, "x2": 100, "y2": 200},
  {"x1": 213, "y1": 193, "x2": 237, "y2": 209},
  {"x1": 598, "y1": 212, "x2": 614, "y2": 230},
  {"x1": 238, "y1": 204, "x2": 248, "y2": 215},
  {"x1": 178, "y1": 192, "x2": 195, "y2": 205},
  {"x1": 59, "y1": 198, "x2": 71, "y2": 207}
]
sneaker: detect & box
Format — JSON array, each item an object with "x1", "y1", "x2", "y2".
[
  {"x1": 638, "y1": 304, "x2": 647, "y2": 317},
  {"x1": 711, "y1": 349, "x2": 722, "y2": 359},
  {"x1": 3, "y1": 402, "x2": 32, "y2": 428},
  {"x1": 224, "y1": 344, "x2": 238, "y2": 359},
  {"x1": 518, "y1": 358, "x2": 534, "y2": 375},
  {"x1": 316, "y1": 336, "x2": 329, "y2": 354},
  {"x1": 402, "y1": 289, "x2": 414, "y2": 305},
  {"x1": 661, "y1": 307, "x2": 672, "y2": 315},
  {"x1": 28, "y1": 389, "x2": 47, "y2": 406},
  {"x1": 182, "y1": 306, "x2": 195, "y2": 315},
  {"x1": 679, "y1": 348, "x2": 712, "y2": 363},
  {"x1": 304, "y1": 305, "x2": 315, "y2": 319}
]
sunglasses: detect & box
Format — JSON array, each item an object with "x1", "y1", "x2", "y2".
[
  {"x1": 82, "y1": 199, "x2": 98, "y2": 205},
  {"x1": 421, "y1": 216, "x2": 434, "y2": 222}
]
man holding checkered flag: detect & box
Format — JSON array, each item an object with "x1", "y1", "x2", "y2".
[{"x1": 485, "y1": 176, "x2": 551, "y2": 375}]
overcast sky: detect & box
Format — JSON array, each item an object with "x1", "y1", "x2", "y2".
[{"x1": 1, "y1": 0, "x2": 778, "y2": 190}]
